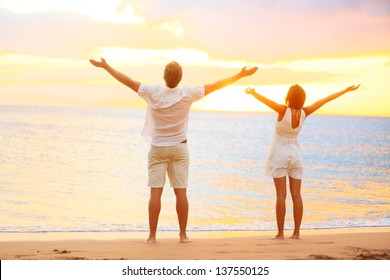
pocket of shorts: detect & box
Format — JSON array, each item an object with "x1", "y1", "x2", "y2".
[
  {"x1": 174, "y1": 144, "x2": 189, "y2": 160},
  {"x1": 148, "y1": 145, "x2": 165, "y2": 162}
]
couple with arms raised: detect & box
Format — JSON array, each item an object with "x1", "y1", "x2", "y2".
[{"x1": 90, "y1": 58, "x2": 359, "y2": 242}]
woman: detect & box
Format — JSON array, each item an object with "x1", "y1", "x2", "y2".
[{"x1": 245, "y1": 83, "x2": 360, "y2": 239}]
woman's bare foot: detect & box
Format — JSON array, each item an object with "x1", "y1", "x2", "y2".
[
  {"x1": 180, "y1": 235, "x2": 193, "y2": 243},
  {"x1": 145, "y1": 236, "x2": 156, "y2": 243},
  {"x1": 289, "y1": 234, "x2": 300, "y2": 239},
  {"x1": 145, "y1": 238, "x2": 156, "y2": 243}
]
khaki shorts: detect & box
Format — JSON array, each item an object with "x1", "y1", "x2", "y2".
[{"x1": 147, "y1": 143, "x2": 189, "y2": 188}]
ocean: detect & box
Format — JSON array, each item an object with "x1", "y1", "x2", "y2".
[{"x1": 0, "y1": 105, "x2": 389, "y2": 233}]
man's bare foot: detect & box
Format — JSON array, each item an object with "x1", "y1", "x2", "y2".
[{"x1": 269, "y1": 234, "x2": 284, "y2": 240}]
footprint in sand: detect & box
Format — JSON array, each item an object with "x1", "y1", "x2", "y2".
[
  {"x1": 308, "y1": 254, "x2": 336, "y2": 260},
  {"x1": 53, "y1": 249, "x2": 71, "y2": 254}
]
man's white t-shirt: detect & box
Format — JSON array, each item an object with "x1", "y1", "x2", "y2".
[{"x1": 137, "y1": 84, "x2": 205, "y2": 146}]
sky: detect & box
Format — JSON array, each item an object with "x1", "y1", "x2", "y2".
[{"x1": 0, "y1": 0, "x2": 389, "y2": 116}]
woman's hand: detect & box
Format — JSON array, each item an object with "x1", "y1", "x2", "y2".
[
  {"x1": 344, "y1": 84, "x2": 361, "y2": 92},
  {"x1": 245, "y1": 87, "x2": 256, "y2": 95}
]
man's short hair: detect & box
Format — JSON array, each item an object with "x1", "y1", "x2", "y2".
[{"x1": 164, "y1": 61, "x2": 182, "y2": 88}]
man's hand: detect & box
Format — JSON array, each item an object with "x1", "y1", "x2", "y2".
[
  {"x1": 204, "y1": 66, "x2": 258, "y2": 95},
  {"x1": 88, "y1": 57, "x2": 140, "y2": 92},
  {"x1": 239, "y1": 66, "x2": 258, "y2": 77},
  {"x1": 89, "y1": 58, "x2": 108, "y2": 68}
]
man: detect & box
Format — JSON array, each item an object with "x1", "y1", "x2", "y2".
[{"x1": 90, "y1": 58, "x2": 257, "y2": 243}]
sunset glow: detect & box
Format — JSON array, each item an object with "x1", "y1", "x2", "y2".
[{"x1": 0, "y1": 0, "x2": 389, "y2": 116}]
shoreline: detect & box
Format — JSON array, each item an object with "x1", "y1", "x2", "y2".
[
  {"x1": 0, "y1": 227, "x2": 389, "y2": 260},
  {"x1": 0, "y1": 226, "x2": 389, "y2": 241}
]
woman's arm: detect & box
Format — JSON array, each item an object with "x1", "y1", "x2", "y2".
[
  {"x1": 89, "y1": 58, "x2": 141, "y2": 93},
  {"x1": 203, "y1": 66, "x2": 258, "y2": 95},
  {"x1": 245, "y1": 87, "x2": 286, "y2": 114},
  {"x1": 303, "y1": 84, "x2": 360, "y2": 116}
]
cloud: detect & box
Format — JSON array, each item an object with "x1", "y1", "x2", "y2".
[
  {"x1": 0, "y1": 49, "x2": 340, "y2": 92},
  {"x1": 0, "y1": 9, "x2": 97, "y2": 58},
  {"x1": 0, "y1": 0, "x2": 145, "y2": 23},
  {"x1": 95, "y1": 47, "x2": 249, "y2": 68},
  {"x1": 0, "y1": 8, "x2": 175, "y2": 59},
  {"x1": 180, "y1": 1, "x2": 390, "y2": 62},
  {"x1": 121, "y1": 0, "x2": 390, "y2": 61},
  {"x1": 181, "y1": 66, "x2": 339, "y2": 87},
  {"x1": 161, "y1": 21, "x2": 185, "y2": 38},
  {"x1": 2, "y1": 0, "x2": 390, "y2": 64}
]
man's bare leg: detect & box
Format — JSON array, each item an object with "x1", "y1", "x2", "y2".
[
  {"x1": 146, "y1": 188, "x2": 163, "y2": 243},
  {"x1": 174, "y1": 188, "x2": 192, "y2": 243}
]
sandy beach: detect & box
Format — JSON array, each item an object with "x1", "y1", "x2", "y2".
[{"x1": 0, "y1": 228, "x2": 389, "y2": 260}]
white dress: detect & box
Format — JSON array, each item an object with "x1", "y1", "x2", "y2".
[{"x1": 266, "y1": 107, "x2": 306, "y2": 179}]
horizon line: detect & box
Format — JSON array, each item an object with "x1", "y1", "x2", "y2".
[{"x1": 0, "y1": 103, "x2": 388, "y2": 118}]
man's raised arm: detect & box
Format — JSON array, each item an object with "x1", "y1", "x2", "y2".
[
  {"x1": 89, "y1": 58, "x2": 140, "y2": 93},
  {"x1": 204, "y1": 66, "x2": 258, "y2": 95}
]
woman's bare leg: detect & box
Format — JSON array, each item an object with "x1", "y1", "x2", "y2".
[
  {"x1": 273, "y1": 177, "x2": 287, "y2": 239},
  {"x1": 289, "y1": 177, "x2": 303, "y2": 239}
]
